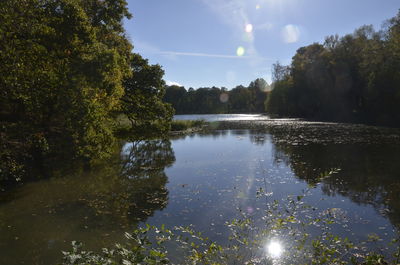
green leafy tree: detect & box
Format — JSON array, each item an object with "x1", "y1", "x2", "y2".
[
  {"x1": 120, "y1": 53, "x2": 173, "y2": 138},
  {"x1": 163, "y1": 85, "x2": 187, "y2": 114},
  {"x1": 265, "y1": 62, "x2": 293, "y2": 115},
  {"x1": 0, "y1": 0, "x2": 132, "y2": 184},
  {"x1": 248, "y1": 78, "x2": 269, "y2": 113},
  {"x1": 265, "y1": 10, "x2": 400, "y2": 127}
]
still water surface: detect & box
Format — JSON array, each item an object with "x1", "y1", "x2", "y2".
[{"x1": 1, "y1": 114, "x2": 400, "y2": 264}]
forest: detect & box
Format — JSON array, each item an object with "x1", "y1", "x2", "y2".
[
  {"x1": 163, "y1": 78, "x2": 269, "y2": 114},
  {"x1": 265, "y1": 12, "x2": 400, "y2": 127}
]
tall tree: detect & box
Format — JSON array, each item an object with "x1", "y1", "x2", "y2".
[
  {"x1": 0, "y1": 0, "x2": 132, "y2": 183},
  {"x1": 120, "y1": 53, "x2": 173, "y2": 138}
]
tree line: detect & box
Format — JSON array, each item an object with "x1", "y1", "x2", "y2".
[
  {"x1": 266, "y1": 11, "x2": 400, "y2": 127},
  {"x1": 163, "y1": 78, "x2": 269, "y2": 114},
  {"x1": 164, "y1": 11, "x2": 400, "y2": 128},
  {"x1": 0, "y1": 0, "x2": 172, "y2": 186}
]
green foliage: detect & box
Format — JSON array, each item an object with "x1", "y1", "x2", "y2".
[
  {"x1": 0, "y1": 0, "x2": 133, "y2": 185},
  {"x1": 170, "y1": 120, "x2": 206, "y2": 131},
  {"x1": 62, "y1": 229, "x2": 171, "y2": 265},
  {"x1": 62, "y1": 189, "x2": 400, "y2": 264},
  {"x1": 120, "y1": 53, "x2": 174, "y2": 138},
  {"x1": 265, "y1": 10, "x2": 400, "y2": 127},
  {"x1": 0, "y1": 0, "x2": 173, "y2": 186},
  {"x1": 163, "y1": 78, "x2": 269, "y2": 114},
  {"x1": 265, "y1": 79, "x2": 293, "y2": 115}
]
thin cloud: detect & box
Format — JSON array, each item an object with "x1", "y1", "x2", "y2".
[
  {"x1": 256, "y1": 23, "x2": 274, "y2": 31},
  {"x1": 160, "y1": 51, "x2": 248, "y2": 59},
  {"x1": 201, "y1": 0, "x2": 264, "y2": 66},
  {"x1": 202, "y1": 0, "x2": 248, "y2": 34},
  {"x1": 159, "y1": 50, "x2": 272, "y2": 61},
  {"x1": 132, "y1": 39, "x2": 160, "y2": 54},
  {"x1": 132, "y1": 38, "x2": 272, "y2": 61},
  {"x1": 166, "y1": 80, "x2": 182, "y2": 86}
]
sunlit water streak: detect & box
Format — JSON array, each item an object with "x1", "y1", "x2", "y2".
[
  {"x1": 174, "y1": 114, "x2": 272, "y2": 121},
  {"x1": 266, "y1": 240, "x2": 283, "y2": 258}
]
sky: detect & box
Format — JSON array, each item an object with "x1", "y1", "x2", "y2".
[{"x1": 124, "y1": 0, "x2": 399, "y2": 89}]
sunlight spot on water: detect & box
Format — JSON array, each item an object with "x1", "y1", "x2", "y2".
[
  {"x1": 245, "y1": 23, "x2": 253, "y2": 33},
  {"x1": 266, "y1": 241, "x2": 283, "y2": 258},
  {"x1": 236, "y1": 46, "x2": 245, "y2": 56},
  {"x1": 256, "y1": 4, "x2": 261, "y2": 9},
  {"x1": 282, "y1": 24, "x2": 300, "y2": 43}
]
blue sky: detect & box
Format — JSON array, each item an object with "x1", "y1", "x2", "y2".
[{"x1": 124, "y1": 0, "x2": 399, "y2": 89}]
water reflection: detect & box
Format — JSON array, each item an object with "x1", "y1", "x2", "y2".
[
  {"x1": 209, "y1": 119, "x2": 400, "y2": 229},
  {"x1": 118, "y1": 140, "x2": 175, "y2": 221},
  {"x1": 164, "y1": 120, "x2": 400, "y2": 262},
  {"x1": 174, "y1": 114, "x2": 270, "y2": 122},
  {"x1": 250, "y1": 133, "x2": 268, "y2": 145},
  {"x1": 270, "y1": 142, "x2": 400, "y2": 227},
  {"x1": 1, "y1": 118, "x2": 400, "y2": 264},
  {"x1": 0, "y1": 139, "x2": 175, "y2": 265}
]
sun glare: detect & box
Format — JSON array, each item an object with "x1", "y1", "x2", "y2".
[
  {"x1": 245, "y1": 23, "x2": 253, "y2": 33},
  {"x1": 266, "y1": 241, "x2": 283, "y2": 258}
]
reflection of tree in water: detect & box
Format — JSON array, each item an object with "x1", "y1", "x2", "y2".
[
  {"x1": 0, "y1": 139, "x2": 176, "y2": 264},
  {"x1": 198, "y1": 130, "x2": 228, "y2": 138},
  {"x1": 85, "y1": 140, "x2": 175, "y2": 224},
  {"x1": 231, "y1": 129, "x2": 249, "y2": 136},
  {"x1": 212, "y1": 121, "x2": 400, "y2": 227},
  {"x1": 118, "y1": 140, "x2": 175, "y2": 221},
  {"x1": 249, "y1": 131, "x2": 268, "y2": 145},
  {"x1": 271, "y1": 140, "x2": 400, "y2": 227}
]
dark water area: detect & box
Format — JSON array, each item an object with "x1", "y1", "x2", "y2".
[{"x1": 1, "y1": 114, "x2": 400, "y2": 264}]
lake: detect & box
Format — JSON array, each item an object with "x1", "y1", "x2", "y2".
[{"x1": 1, "y1": 114, "x2": 400, "y2": 264}]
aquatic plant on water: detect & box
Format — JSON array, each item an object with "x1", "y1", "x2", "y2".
[{"x1": 62, "y1": 171, "x2": 400, "y2": 265}]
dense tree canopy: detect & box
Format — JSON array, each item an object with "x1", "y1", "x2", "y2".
[
  {"x1": 163, "y1": 78, "x2": 269, "y2": 114},
  {"x1": 265, "y1": 11, "x2": 400, "y2": 127},
  {"x1": 0, "y1": 0, "x2": 172, "y2": 186},
  {"x1": 120, "y1": 54, "x2": 173, "y2": 137}
]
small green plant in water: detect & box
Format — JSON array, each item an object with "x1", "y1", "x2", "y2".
[{"x1": 62, "y1": 183, "x2": 400, "y2": 264}]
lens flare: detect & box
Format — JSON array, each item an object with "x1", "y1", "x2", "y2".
[
  {"x1": 242, "y1": 32, "x2": 254, "y2": 43},
  {"x1": 282, "y1": 24, "x2": 300, "y2": 43},
  {"x1": 266, "y1": 241, "x2": 283, "y2": 258},
  {"x1": 259, "y1": 83, "x2": 271, "y2": 92},
  {"x1": 219, "y1": 93, "x2": 229, "y2": 103},
  {"x1": 236, "y1": 46, "x2": 245, "y2": 56},
  {"x1": 245, "y1": 23, "x2": 253, "y2": 33}
]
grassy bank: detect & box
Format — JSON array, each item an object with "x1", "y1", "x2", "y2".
[
  {"x1": 113, "y1": 115, "x2": 207, "y2": 138},
  {"x1": 170, "y1": 119, "x2": 206, "y2": 132}
]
